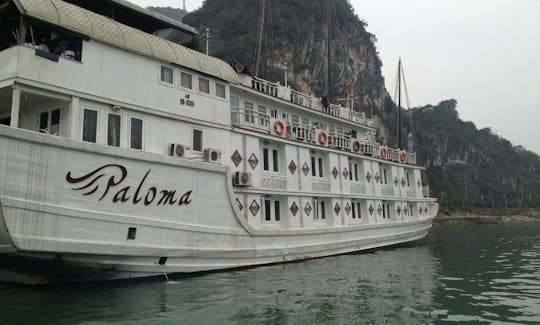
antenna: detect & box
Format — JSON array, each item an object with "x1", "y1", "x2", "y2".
[
  {"x1": 203, "y1": 28, "x2": 212, "y2": 55},
  {"x1": 182, "y1": 0, "x2": 186, "y2": 11},
  {"x1": 254, "y1": 0, "x2": 266, "y2": 77}
]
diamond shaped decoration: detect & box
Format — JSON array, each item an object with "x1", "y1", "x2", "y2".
[
  {"x1": 290, "y1": 202, "x2": 299, "y2": 216},
  {"x1": 248, "y1": 153, "x2": 259, "y2": 169},
  {"x1": 235, "y1": 198, "x2": 243, "y2": 211},
  {"x1": 332, "y1": 167, "x2": 339, "y2": 179},
  {"x1": 377, "y1": 204, "x2": 383, "y2": 215},
  {"x1": 231, "y1": 150, "x2": 242, "y2": 167},
  {"x1": 343, "y1": 168, "x2": 349, "y2": 179},
  {"x1": 394, "y1": 176, "x2": 399, "y2": 186},
  {"x1": 417, "y1": 179, "x2": 422, "y2": 188},
  {"x1": 302, "y1": 162, "x2": 310, "y2": 176},
  {"x1": 369, "y1": 204, "x2": 374, "y2": 215},
  {"x1": 345, "y1": 202, "x2": 351, "y2": 215},
  {"x1": 401, "y1": 177, "x2": 406, "y2": 187},
  {"x1": 419, "y1": 206, "x2": 423, "y2": 215},
  {"x1": 404, "y1": 205, "x2": 409, "y2": 214},
  {"x1": 374, "y1": 172, "x2": 381, "y2": 183},
  {"x1": 249, "y1": 200, "x2": 260, "y2": 216},
  {"x1": 334, "y1": 203, "x2": 341, "y2": 215},
  {"x1": 397, "y1": 205, "x2": 402, "y2": 215},
  {"x1": 288, "y1": 160, "x2": 297, "y2": 175},
  {"x1": 366, "y1": 172, "x2": 372, "y2": 183},
  {"x1": 425, "y1": 206, "x2": 428, "y2": 214},
  {"x1": 304, "y1": 202, "x2": 312, "y2": 216}
]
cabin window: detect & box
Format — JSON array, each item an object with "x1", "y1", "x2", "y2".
[
  {"x1": 318, "y1": 158, "x2": 323, "y2": 177},
  {"x1": 82, "y1": 109, "x2": 97, "y2": 143},
  {"x1": 257, "y1": 106, "x2": 267, "y2": 126},
  {"x1": 199, "y1": 77, "x2": 210, "y2": 94},
  {"x1": 311, "y1": 156, "x2": 316, "y2": 177},
  {"x1": 192, "y1": 129, "x2": 203, "y2": 152},
  {"x1": 263, "y1": 148, "x2": 269, "y2": 171},
  {"x1": 216, "y1": 83, "x2": 226, "y2": 98},
  {"x1": 107, "y1": 113, "x2": 121, "y2": 147},
  {"x1": 130, "y1": 118, "x2": 143, "y2": 150},
  {"x1": 313, "y1": 199, "x2": 326, "y2": 220},
  {"x1": 262, "y1": 144, "x2": 279, "y2": 172},
  {"x1": 180, "y1": 72, "x2": 192, "y2": 89},
  {"x1": 39, "y1": 108, "x2": 60, "y2": 135},
  {"x1": 270, "y1": 109, "x2": 277, "y2": 118},
  {"x1": 244, "y1": 102, "x2": 254, "y2": 123},
  {"x1": 353, "y1": 163, "x2": 359, "y2": 181},
  {"x1": 263, "y1": 198, "x2": 281, "y2": 222},
  {"x1": 230, "y1": 96, "x2": 240, "y2": 107},
  {"x1": 352, "y1": 202, "x2": 362, "y2": 219},
  {"x1": 272, "y1": 149, "x2": 279, "y2": 172},
  {"x1": 0, "y1": 117, "x2": 10, "y2": 126},
  {"x1": 352, "y1": 202, "x2": 356, "y2": 219},
  {"x1": 160, "y1": 66, "x2": 174, "y2": 85},
  {"x1": 383, "y1": 169, "x2": 388, "y2": 185},
  {"x1": 406, "y1": 172, "x2": 410, "y2": 187}
]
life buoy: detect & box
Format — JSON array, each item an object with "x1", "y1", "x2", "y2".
[
  {"x1": 273, "y1": 120, "x2": 285, "y2": 136},
  {"x1": 352, "y1": 140, "x2": 360, "y2": 152},
  {"x1": 399, "y1": 151, "x2": 407, "y2": 163},
  {"x1": 380, "y1": 146, "x2": 388, "y2": 159},
  {"x1": 318, "y1": 131, "x2": 328, "y2": 145}
]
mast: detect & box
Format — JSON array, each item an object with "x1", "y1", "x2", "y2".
[
  {"x1": 325, "y1": 0, "x2": 331, "y2": 99},
  {"x1": 397, "y1": 57, "x2": 402, "y2": 149},
  {"x1": 254, "y1": 0, "x2": 266, "y2": 77}
]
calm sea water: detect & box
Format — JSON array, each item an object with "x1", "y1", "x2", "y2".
[{"x1": 1, "y1": 224, "x2": 539, "y2": 324}]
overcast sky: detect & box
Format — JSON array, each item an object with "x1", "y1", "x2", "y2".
[{"x1": 131, "y1": 0, "x2": 540, "y2": 154}]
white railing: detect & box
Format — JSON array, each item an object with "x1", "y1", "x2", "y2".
[
  {"x1": 351, "y1": 184, "x2": 366, "y2": 194},
  {"x1": 231, "y1": 106, "x2": 270, "y2": 132},
  {"x1": 262, "y1": 174, "x2": 287, "y2": 190},
  {"x1": 381, "y1": 186, "x2": 394, "y2": 197},
  {"x1": 287, "y1": 122, "x2": 316, "y2": 143},
  {"x1": 251, "y1": 77, "x2": 278, "y2": 97},
  {"x1": 406, "y1": 189, "x2": 417, "y2": 198},
  {"x1": 422, "y1": 186, "x2": 430, "y2": 198},
  {"x1": 359, "y1": 141, "x2": 377, "y2": 156},
  {"x1": 328, "y1": 133, "x2": 351, "y2": 151},
  {"x1": 290, "y1": 89, "x2": 313, "y2": 108},
  {"x1": 407, "y1": 153, "x2": 417, "y2": 165},
  {"x1": 312, "y1": 179, "x2": 331, "y2": 192}
]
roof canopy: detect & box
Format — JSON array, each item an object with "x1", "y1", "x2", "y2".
[{"x1": 13, "y1": 0, "x2": 239, "y2": 83}]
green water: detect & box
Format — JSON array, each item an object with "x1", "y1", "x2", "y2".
[{"x1": 1, "y1": 224, "x2": 539, "y2": 324}]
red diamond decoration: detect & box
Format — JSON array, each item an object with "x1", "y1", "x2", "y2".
[{"x1": 288, "y1": 160, "x2": 297, "y2": 175}]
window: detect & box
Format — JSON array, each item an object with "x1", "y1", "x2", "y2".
[
  {"x1": 311, "y1": 156, "x2": 316, "y2": 177},
  {"x1": 313, "y1": 200, "x2": 326, "y2": 220},
  {"x1": 160, "y1": 66, "x2": 173, "y2": 84},
  {"x1": 263, "y1": 198, "x2": 281, "y2": 222},
  {"x1": 263, "y1": 148, "x2": 269, "y2": 171},
  {"x1": 272, "y1": 149, "x2": 279, "y2": 172},
  {"x1": 270, "y1": 109, "x2": 277, "y2": 118},
  {"x1": 354, "y1": 163, "x2": 359, "y2": 181},
  {"x1": 230, "y1": 96, "x2": 240, "y2": 107},
  {"x1": 39, "y1": 108, "x2": 61, "y2": 135},
  {"x1": 107, "y1": 113, "x2": 121, "y2": 147},
  {"x1": 383, "y1": 169, "x2": 388, "y2": 184},
  {"x1": 406, "y1": 172, "x2": 410, "y2": 187},
  {"x1": 83, "y1": 109, "x2": 97, "y2": 143},
  {"x1": 352, "y1": 202, "x2": 356, "y2": 219},
  {"x1": 193, "y1": 129, "x2": 203, "y2": 152},
  {"x1": 199, "y1": 77, "x2": 210, "y2": 93},
  {"x1": 258, "y1": 106, "x2": 267, "y2": 126},
  {"x1": 216, "y1": 83, "x2": 226, "y2": 98},
  {"x1": 130, "y1": 118, "x2": 143, "y2": 149},
  {"x1": 318, "y1": 158, "x2": 323, "y2": 177},
  {"x1": 244, "y1": 102, "x2": 254, "y2": 123},
  {"x1": 180, "y1": 72, "x2": 192, "y2": 89},
  {"x1": 264, "y1": 199, "x2": 271, "y2": 221}
]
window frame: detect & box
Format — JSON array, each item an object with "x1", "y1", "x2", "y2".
[
  {"x1": 38, "y1": 107, "x2": 61, "y2": 136},
  {"x1": 198, "y1": 76, "x2": 210, "y2": 94},
  {"x1": 82, "y1": 108, "x2": 98, "y2": 143},
  {"x1": 180, "y1": 71, "x2": 193, "y2": 90},
  {"x1": 129, "y1": 116, "x2": 144, "y2": 150},
  {"x1": 192, "y1": 128, "x2": 203, "y2": 152},
  {"x1": 159, "y1": 65, "x2": 174, "y2": 87},
  {"x1": 215, "y1": 82, "x2": 226, "y2": 99},
  {"x1": 107, "y1": 113, "x2": 121, "y2": 147}
]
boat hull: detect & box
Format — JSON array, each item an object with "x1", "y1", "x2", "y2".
[{"x1": 0, "y1": 126, "x2": 437, "y2": 284}]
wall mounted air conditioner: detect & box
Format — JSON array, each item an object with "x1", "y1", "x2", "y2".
[
  {"x1": 233, "y1": 172, "x2": 252, "y2": 187},
  {"x1": 204, "y1": 148, "x2": 222, "y2": 163},
  {"x1": 170, "y1": 143, "x2": 191, "y2": 158}
]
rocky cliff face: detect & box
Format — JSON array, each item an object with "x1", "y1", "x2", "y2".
[{"x1": 183, "y1": 0, "x2": 386, "y2": 111}]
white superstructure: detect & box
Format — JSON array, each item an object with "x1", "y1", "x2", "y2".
[{"x1": 0, "y1": 0, "x2": 438, "y2": 283}]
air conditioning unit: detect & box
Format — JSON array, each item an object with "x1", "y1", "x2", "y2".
[
  {"x1": 233, "y1": 171, "x2": 252, "y2": 187},
  {"x1": 170, "y1": 143, "x2": 191, "y2": 158},
  {"x1": 204, "y1": 148, "x2": 222, "y2": 163}
]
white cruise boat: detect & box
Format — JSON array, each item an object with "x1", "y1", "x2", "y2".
[{"x1": 0, "y1": 0, "x2": 438, "y2": 283}]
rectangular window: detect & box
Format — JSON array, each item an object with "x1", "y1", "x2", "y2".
[
  {"x1": 258, "y1": 106, "x2": 267, "y2": 126},
  {"x1": 216, "y1": 83, "x2": 226, "y2": 98},
  {"x1": 272, "y1": 149, "x2": 279, "y2": 172},
  {"x1": 107, "y1": 113, "x2": 121, "y2": 147},
  {"x1": 193, "y1": 129, "x2": 203, "y2": 152},
  {"x1": 382, "y1": 203, "x2": 386, "y2": 219},
  {"x1": 230, "y1": 96, "x2": 240, "y2": 107},
  {"x1": 354, "y1": 164, "x2": 359, "y2": 181},
  {"x1": 83, "y1": 109, "x2": 97, "y2": 143},
  {"x1": 311, "y1": 156, "x2": 316, "y2": 177},
  {"x1": 180, "y1": 72, "x2": 192, "y2": 89},
  {"x1": 349, "y1": 162, "x2": 353, "y2": 180},
  {"x1": 357, "y1": 203, "x2": 362, "y2": 219},
  {"x1": 270, "y1": 109, "x2": 277, "y2": 118},
  {"x1": 352, "y1": 202, "x2": 356, "y2": 219},
  {"x1": 39, "y1": 109, "x2": 61, "y2": 135},
  {"x1": 39, "y1": 111, "x2": 48, "y2": 133},
  {"x1": 160, "y1": 66, "x2": 173, "y2": 84},
  {"x1": 130, "y1": 118, "x2": 143, "y2": 149},
  {"x1": 318, "y1": 158, "x2": 323, "y2": 177},
  {"x1": 244, "y1": 102, "x2": 254, "y2": 123},
  {"x1": 274, "y1": 201, "x2": 280, "y2": 221},
  {"x1": 264, "y1": 199, "x2": 271, "y2": 221},
  {"x1": 199, "y1": 77, "x2": 210, "y2": 93},
  {"x1": 383, "y1": 169, "x2": 387, "y2": 184},
  {"x1": 263, "y1": 148, "x2": 269, "y2": 171},
  {"x1": 406, "y1": 172, "x2": 410, "y2": 187},
  {"x1": 320, "y1": 201, "x2": 326, "y2": 219}
]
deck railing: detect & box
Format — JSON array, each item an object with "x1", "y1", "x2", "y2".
[
  {"x1": 328, "y1": 133, "x2": 351, "y2": 151},
  {"x1": 350, "y1": 184, "x2": 366, "y2": 194},
  {"x1": 381, "y1": 186, "x2": 394, "y2": 197},
  {"x1": 262, "y1": 174, "x2": 287, "y2": 190},
  {"x1": 251, "y1": 77, "x2": 278, "y2": 97},
  {"x1": 287, "y1": 122, "x2": 316, "y2": 143},
  {"x1": 231, "y1": 106, "x2": 270, "y2": 132},
  {"x1": 312, "y1": 179, "x2": 331, "y2": 192},
  {"x1": 422, "y1": 186, "x2": 430, "y2": 198}
]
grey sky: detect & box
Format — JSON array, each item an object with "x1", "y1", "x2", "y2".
[{"x1": 131, "y1": 0, "x2": 540, "y2": 154}]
